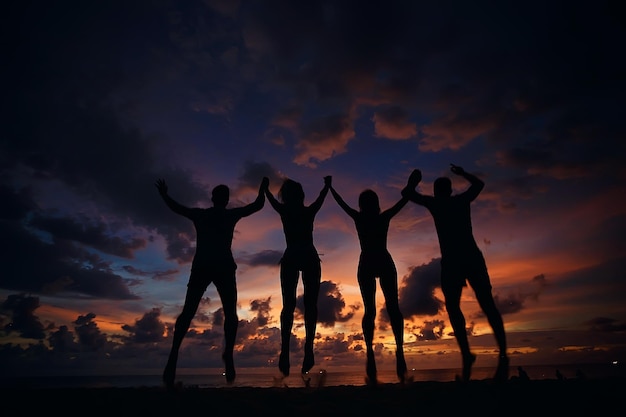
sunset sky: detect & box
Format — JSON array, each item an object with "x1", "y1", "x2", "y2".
[{"x1": 3, "y1": 1, "x2": 625, "y2": 379}]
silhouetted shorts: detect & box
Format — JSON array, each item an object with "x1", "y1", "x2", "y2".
[
  {"x1": 188, "y1": 262, "x2": 237, "y2": 294},
  {"x1": 280, "y1": 246, "x2": 321, "y2": 271},
  {"x1": 358, "y1": 251, "x2": 396, "y2": 278},
  {"x1": 440, "y1": 252, "x2": 491, "y2": 297}
]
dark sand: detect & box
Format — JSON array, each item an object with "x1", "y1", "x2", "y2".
[{"x1": 5, "y1": 378, "x2": 625, "y2": 416}]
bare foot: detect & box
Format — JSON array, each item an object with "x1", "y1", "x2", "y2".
[
  {"x1": 301, "y1": 348, "x2": 314, "y2": 374},
  {"x1": 163, "y1": 362, "x2": 176, "y2": 391},
  {"x1": 396, "y1": 351, "x2": 408, "y2": 383},
  {"x1": 366, "y1": 351, "x2": 377, "y2": 385},
  {"x1": 222, "y1": 352, "x2": 236, "y2": 384},
  {"x1": 365, "y1": 375, "x2": 379, "y2": 387},
  {"x1": 494, "y1": 355, "x2": 509, "y2": 382},
  {"x1": 461, "y1": 352, "x2": 477, "y2": 383},
  {"x1": 279, "y1": 351, "x2": 290, "y2": 377}
]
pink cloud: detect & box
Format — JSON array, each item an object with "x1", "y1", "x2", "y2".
[
  {"x1": 293, "y1": 114, "x2": 355, "y2": 167},
  {"x1": 419, "y1": 115, "x2": 494, "y2": 152},
  {"x1": 373, "y1": 106, "x2": 417, "y2": 140}
]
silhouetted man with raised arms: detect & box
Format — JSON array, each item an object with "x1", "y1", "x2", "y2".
[
  {"x1": 156, "y1": 177, "x2": 268, "y2": 389},
  {"x1": 402, "y1": 165, "x2": 508, "y2": 382}
]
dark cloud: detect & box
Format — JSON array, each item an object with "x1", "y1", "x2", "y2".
[
  {"x1": 300, "y1": 280, "x2": 356, "y2": 327},
  {"x1": 0, "y1": 217, "x2": 140, "y2": 299},
  {"x1": 294, "y1": 113, "x2": 355, "y2": 167},
  {"x1": 121, "y1": 308, "x2": 167, "y2": 344},
  {"x1": 372, "y1": 106, "x2": 417, "y2": 140},
  {"x1": 123, "y1": 265, "x2": 151, "y2": 277},
  {"x1": 314, "y1": 332, "x2": 352, "y2": 358},
  {"x1": 237, "y1": 161, "x2": 280, "y2": 194},
  {"x1": 212, "y1": 307, "x2": 225, "y2": 328},
  {"x1": 29, "y1": 213, "x2": 146, "y2": 259},
  {"x1": 74, "y1": 313, "x2": 109, "y2": 350},
  {"x1": 192, "y1": 297, "x2": 213, "y2": 324},
  {"x1": 398, "y1": 259, "x2": 444, "y2": 318},
  {"x1": 239, "y1": 249, "x2": 282, "y2": 267},
  {"x1": 249, "y1": 297, "x2": 272, "y2": 327},
  {"x1": 1, "y1": 293, "x2": 47, "y2": 339},
  {"x1": 151, "y1": 269, "x2": 181, "y2": 282},
  {"x1": 482, "y1": 273, "x2": 548, "y2": 317},
  {"x1": 48, "y1": 325, "x2": 80, "y2": 353},
  {"x1": 0, "y1": 297, "x2": 277, "y2": 372},
  {"x1": 414, "y1": 319, "x2": 446, "y2": 342},
  {"x1": 586, "y1": 317, "x2": 626, "y2": 333}
]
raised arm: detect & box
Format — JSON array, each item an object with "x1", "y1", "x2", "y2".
[
  {"x1": 383, "y1": 195, "x2": 409, "y2": 218},
  {"x1": 451, "y1": 164, "x2": 484, "y2": 200},
  {"x1": 309, "y1": 176, "x2": 332, "y2": 213},
  {"x1": 237, "y1": 177, "x2": 268, "y2": 217},
  {"x1": 401, "y1": 169, "x2": 429, "y2": 206},
  {"x1": 263, "y1": 180, "x2": 282, "y2": 212},
  {"x1": 330, "y1": 185, "x2": 358, "y2": 219},
  {"x1": 155, "y1": 178, "x2": 193, "y2": 217}
]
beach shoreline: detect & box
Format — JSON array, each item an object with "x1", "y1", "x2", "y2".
[{"x1": 5, "y1": 377, "x2": 625, "y2": 416}]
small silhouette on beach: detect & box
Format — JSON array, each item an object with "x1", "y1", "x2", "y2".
[{"x1": 514, "y1": 366, "x2": 530, "y2": 381}]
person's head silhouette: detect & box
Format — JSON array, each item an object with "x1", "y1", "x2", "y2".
[
  {"x1": 358, "y1": 189, "x2": 380, "y2": 215},
  {"x1": 434, "y1": 177, "x2": 452, "y2": 198},
  {"x1": 212, "y1": 184, "x2": 230, "y2": 208},
  {"x1": 279, "y1": 179, "x2": 305, "y2": 205}
]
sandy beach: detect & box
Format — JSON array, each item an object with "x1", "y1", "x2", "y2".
[{"x1": 4, "y1": 377, "x2": 625, "y2": 416}]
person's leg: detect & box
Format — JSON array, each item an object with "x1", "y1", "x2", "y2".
[
  {"x1": 163, "y1": 279, "x2": 205, "y2": 389},
  {"x1": 470, "y1": 256, "x2": 509, "y2": 382},
  {"x1": 379, "y1": 268, "x2": 407, "y2": 382},
  {"x1": 358, "y1": 265, "x2": 377, "y2": 384},
  {"x1": 442, "y1": 259, "x2": 475, "y2": 382},
  {"x1": 279, "y1": 263, "x2": 299, "y2": 376},
  {"x1": 215, "y1": 270, "x2": 238, "y2": 383},
  {"x1": 443, "y1": 282, "x2": 474, "y2": 382},
  {"x1": 301, "y1": 261, "x2": 321, "y2": 374},
  {"x1": 475, "y1": 288, "x2": 509, "y2": 381}
]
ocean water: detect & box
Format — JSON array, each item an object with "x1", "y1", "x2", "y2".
[{"x1": 3, "y1": 362, "x2": 625, "y2": 389}]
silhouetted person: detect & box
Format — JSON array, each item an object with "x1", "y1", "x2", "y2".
[
  {"x1": 264, "y1": 176, "x2": 331, "y2": 377},
  {"x1": 330, "y1": 184, "x2": 409, "y2": 385},
  {"x1": 556, "y1": 369, "x2": 566, "y2": 380},
  {"x1": 156, "y1": 177, "x2": 268, "y2": 389},
  {"x1": 517, "y1": 366, "x2": 530, "y2": 381},
  {"x1": 401, "y1": 165, "x2": 509, "y2": 383}
]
